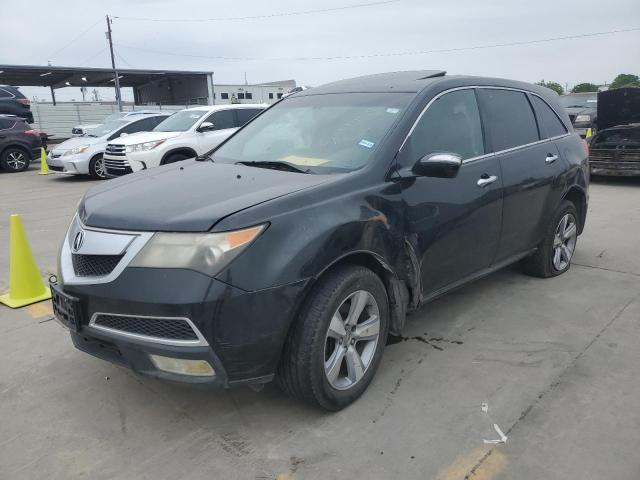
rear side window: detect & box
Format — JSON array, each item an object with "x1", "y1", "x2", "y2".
[
  {"x1": 236, "y1": 108, "x2": 263, "y2": 126},
  {"x1": 409, "y1": 89, "x2": 485, "y2": 160},
  {"x1": 0, "y1": 118, "x2": 15, "y2": 129},
  {"x1": 530, "y1": 95, "x2": 567, "y2": 138},
  {"x1": 207, "y1": 110, "x2": 236, "y2": 130},
  {"x1": 0, "y1": 88, "x2": 14, "y2": 99},
  {"x1": 480, "y1": 89, "x2": 539, "y2": 151}
]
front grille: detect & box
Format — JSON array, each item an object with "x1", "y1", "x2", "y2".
[
  {"x1": 93, "y1": 314, "x2": 199, "y2": 341},
  {"x1": 51, "y1": 153, "x2": 62, "y2": 158},
  {"x1": 72, "y1": 128, "x2": 82, "y2": 135},
  {"x1": 590, "y1": 148, "x2": 640, "y2": 169},
  {"x1": 105, "y1": 144, "x2": 126, "y2": 156},
  {"x1": 104, "y1": 155, "x2": 132, "y2": 177},
  {"x1": 72, "y1": 254, "x2": 123, "y2": 277},
  {"x1": 49, "y1": 165, "x2": 64, "y2": 172}
]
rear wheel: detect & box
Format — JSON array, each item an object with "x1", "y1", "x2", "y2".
[
  {"x1": 88, "y1": 155, "x2": 107, "y2": 179},
  {"x1": 277, "y1": 265, "x2": 389, "y2": 410},
  {"x1": 521, "y1": 200, "x2": 578, "y2": 278},
  {"x1": 1, "y1": 147, "x2": 30, "y2": 172}
]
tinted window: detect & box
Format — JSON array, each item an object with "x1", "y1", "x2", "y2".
[
  {"x1": 208, "y1": 110, "x2": 236, "y2": 130},
  {"x1": 221, "y1": 93, "x2": 229, "y2": 100},
  {"x1": 530, "y1": 95, "x2": 567, "y2": 138},
  {"x1": 0, "y1": 118, "x2": 15, "y2": 129},
  {"x1": 410, "y1": 89, "x2": 484, "y2": 160},
  {"x1": 481, "y1": 89, "x2": 539, "y2": 150},
  {"x1": 245, "y1": 92, "x2": 253, "y2": 100},
  {"x1": 277, "y1": 93, "x2": 283, "y2": 99},
  {"x1": 236, "y1": 108, "x2": 263, "y2": 126},
  {"x1": 154, "y1": 110, "x2": 206, "y2": 132},
  {"x1": 269, "y1": 93, "x2": 274, "y2": 99},
  {"x1": 0, "y1": 88, "x2": 14, "y2": 99},
  {"x1": 237, "y1": 93, "x2": 245, "y2": 100},
  {"x1": 124, "y1": 116, "x2": 166, "y2": 134},
  {"x1": 88, "y1": 120, "x2": 130, "y2": 137}
]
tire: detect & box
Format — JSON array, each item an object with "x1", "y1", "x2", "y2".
[
  {"x1": 521, "y1": 200, "x2": 579, "y2": 278},
  {"x1": 0, "y1": 147, "x2": 30, "y2": 172},
  {"x1": 277, "y1": 265, "x2": 389, "y2": 410},
  {"x1": 88, "y1": 155, "x2": 107, "y2": 179},
  {"x1": 161, "y1": 153, "x2": 190, "y2": 165}
]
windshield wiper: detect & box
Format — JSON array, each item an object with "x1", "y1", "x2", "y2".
[{"x1": 235, "y1": 160, "x2": 313, "y2": 174}]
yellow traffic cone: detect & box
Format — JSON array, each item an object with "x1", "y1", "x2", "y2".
[
  {"x1": 0, "y1": 214, "x2": 52, "y2": 308},
  {"x1": 585, "y1": 128, "x2": 593, "y2": 139},
  {"x1": 39, "y1": 147, "x2": 49, "y2": 175}
]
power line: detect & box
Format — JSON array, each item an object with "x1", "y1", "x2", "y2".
[
  {"x1": 115, "y1": 50, "x2": 134, "y2": 68},
  {"x1": 78, "y1": 48, "x2": 109, "y2": 66},
  {"x1": 45, "y1": 18, "x2": 103, "y2": 62},
  {"x1": 115, "y1": 27, "x2": 640, "y2": 62},
  {"x1": 113, "y1": 0, "x2": 398, "y2": 22}
]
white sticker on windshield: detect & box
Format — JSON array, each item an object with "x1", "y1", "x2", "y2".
[
  {"x1": 386, "y1": 108, "x2": 400, "y2": 114},
  {"x1": 359, "y1": 139, "x2": 375, "y2": 148}
]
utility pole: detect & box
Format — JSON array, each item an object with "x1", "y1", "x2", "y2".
[{"x1": 106, "y1": 15, "x2": 123, "y2": 111}]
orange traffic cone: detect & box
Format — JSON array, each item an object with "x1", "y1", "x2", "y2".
[{"x1": 0, "y1": 214, "x2": 51, "y2": 308}]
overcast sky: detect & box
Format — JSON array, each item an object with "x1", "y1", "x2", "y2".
[{"x1": 1, "y1": 0, "x2": 639, "y2": 101}]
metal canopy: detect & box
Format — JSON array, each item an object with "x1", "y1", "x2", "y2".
[{"x1": 0, "y1": 64, "x2": 213, "y2": 89}]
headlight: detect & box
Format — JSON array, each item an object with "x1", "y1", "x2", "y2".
[
  {"x1": 575, "y1": 114, "x2": 591, "y2": 123},
  {"x1": 63, "y1": 145, "x2": 90, "y2": 156},
  {"x1": 125, "y1": 139, "x2": 167, "y2": 153},
  {"x1": 129, "y1": 224, "x2": 266, "y2": 276}
]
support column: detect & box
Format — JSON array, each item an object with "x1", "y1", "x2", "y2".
[
  {"x1": 206, "y1": 73, "x2": 215, "y2": 105},
  {"x1": 50, "y1": 86, "x2": 56, "y2": 106}
]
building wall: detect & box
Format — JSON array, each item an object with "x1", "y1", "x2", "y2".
[
  {"x1": 31, "y1": 103, "x2": 184, "y2": 139},
  {"x1": 213, "y1": 81, "x2": 296, "y2": 105}
]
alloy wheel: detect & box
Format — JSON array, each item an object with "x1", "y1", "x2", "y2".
[
  {"x1": 324, "y1": 290, "x2": 380, "y2": 390},
  {"x1": 94, "y1": 157, "x2": 106, "y2": 178},
  {"x1": 6, "y1": 151, "x2": 26, "y2": 170},
  {"x1": 552, "y1": 213, "x2": 577, "y2": 271}
]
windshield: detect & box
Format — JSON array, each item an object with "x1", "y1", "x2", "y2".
[
  {"x1": 86, "y1": 120, "x2": 129, "y2": 137},
  {"x1": 212, "y1": 93, "x2": 413, "y2": 173},
  {"x1": 102, "y1": 112, "x2": 128, "y2": 123},
  {"x1": 154, "y1": 110, "x2": 207, "y2": 132},
  {"x1": 560, "y1": 95, "x2": 597, "y2": 108}
]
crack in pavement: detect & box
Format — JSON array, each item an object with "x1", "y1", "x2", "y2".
[
  {"x1": 573, "y1": 262, "x2": 640, "y2": 279},
  {"x1": 463, "y1": 294, "x2": 637, "y2": 479}
]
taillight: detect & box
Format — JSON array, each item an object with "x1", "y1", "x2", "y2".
[
  {"x1": 582, "y1": 139, "x2": 589, "y2": 157},
  {"x1": 16, "y1": 98, "x2": 31, "y2": 106},
  {"x1": 24, "y1": 129, "x2": 39, "y2": 136}
]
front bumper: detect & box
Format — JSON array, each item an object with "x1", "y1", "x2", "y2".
[
  {"x1": 47, "y1": 152, "x2": 91, "y2": 174},
  {"x1": 54, "y1": 267, "x2": 307, "y2": 387}
]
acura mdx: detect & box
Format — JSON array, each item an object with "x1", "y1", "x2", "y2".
[{"x1": 51, "y1": 71, "x2": 589, "y2": 410}]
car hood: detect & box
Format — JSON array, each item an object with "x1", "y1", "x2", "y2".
[
  {"x1": 80, "y1": 161, "x2": 333, "y2": 232},
  {"x1": 53, "y1": 136, "x2": 102, "y2": 152},
  {"x1": 109, "y1": 131, "x2": 183, "y2": 145}
]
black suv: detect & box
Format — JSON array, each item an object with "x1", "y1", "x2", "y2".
[
  {"x1": 0, "y1": 86, "x2": 33, "y2": 124},
  {"x1": 0, "y1": 116, "x2": 42, "y2": 172},
  {"x1": 51, "y1": 71, "x2": 589, "y2": 410}
]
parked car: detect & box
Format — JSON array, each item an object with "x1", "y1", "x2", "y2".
[
  {"x1": 103, "y1": 104, "x2": 267, "y2": 176},
  {"x1": 48, "y1": 113, "x2": 170, "y2": 179},
  {"x1": 589, "y1": 87, "x2": 640, "y2": 176},
  {"x1": 72, "y1": 110, "x2": 165, "y2": 137},
  {"x1": 51, "y1": 71, "x2": 588, "y2": 410},
  {"x1": 560, "y1": 92, "x2": 598, "y2": 137},
  {"x1": 0, "y1": 116, "x2": 42, "y2": 172},
  {"x1": 0, "y1": 85, "x2": 33, "y2": 124}
]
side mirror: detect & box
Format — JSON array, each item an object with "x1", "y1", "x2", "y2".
[
  {"x1": 198, "y1": 122, "x2": 215, "y2": 132},
  {"x1": 413, "y1": 152, "x2": 462, "y2": 178}
]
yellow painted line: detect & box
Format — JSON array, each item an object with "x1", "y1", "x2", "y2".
[
  {"x1": 25, "y1": 302, "x2": 53, "y2": 319},
  {"x1": 435, "y1": 447, "x2": 507, "y2": 480}
]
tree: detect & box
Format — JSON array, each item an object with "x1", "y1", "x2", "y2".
[
  {"x1": 536, "y1": 80, "x2": 564, "y2": 95},
  {"x1": 571, "y1": 83, "x2": 598, "y2": 93},
  {"x1": 609, "y1": 73, "x2": 640, "y2": 89}
]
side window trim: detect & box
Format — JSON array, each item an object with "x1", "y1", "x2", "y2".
[
  {"x1": 400, "y1": 85, "x2": 571, "y2": 165},
  {"x1": 525, "y1": 93, "x2": 543, "y2": 141}
]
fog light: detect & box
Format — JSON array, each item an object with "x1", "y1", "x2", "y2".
[{"x1": 150, "y1": 355, "x2": 215, "y2": 377}]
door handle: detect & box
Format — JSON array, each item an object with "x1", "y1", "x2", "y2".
[
  {"x1": 477, "y1": 175, "x2": 498, "y2": 187},
  {"x1": 545, "y1": 154, "x2": 559, "y2": 164}
]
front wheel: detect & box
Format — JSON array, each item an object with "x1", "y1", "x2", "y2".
[
  {"x1": 277, "y1": 265, "x2": 389, "y2": 410},
  {"x1": 88, "y1": 155, "x2": 107, "y2": 179},
  {"x1": 521, "y1": 200, "x2": 579, "y2": 278}
]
